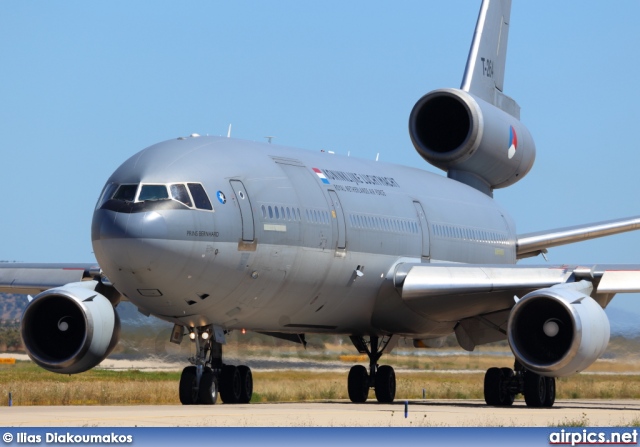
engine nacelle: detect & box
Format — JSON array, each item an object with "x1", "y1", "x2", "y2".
[
  {"x1": 507, "y1": 286, "x2": 610, "y2": 377},
  {"x1": 409, "y1": 88, "x2": 535, "y2": 190},
  {"x1": 21, "y1": 281, "x2": 120, "y2": 374}
]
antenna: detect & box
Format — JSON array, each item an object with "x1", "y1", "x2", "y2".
[
  {"x1": 376, "y1": 153, "x2": 380, "y2": 161},
  {"x1": 227, "y1": 124, "x2": 232, "y2": 138},
  {"x1": 265, "y1": 136, "x2": 275, "y2": 144}
]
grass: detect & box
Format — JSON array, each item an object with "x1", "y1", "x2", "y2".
[
  {"x1": 0, "y1": 362, "x2": 180, "y2": 405},
  {"x1": 553, "y1": 413, "x2": 590, "y2": 427},
  {"x1": 4, "y1": 357, "x2": 640, "y2": 406}
]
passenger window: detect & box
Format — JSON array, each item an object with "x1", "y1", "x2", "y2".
[
  {"x1": 188, "y1": 183, "x2": 213, "y2": 210},
  {"x1": 275, "y1": 207, "x2": 280, "y2": 219},
  {"x1": 286, "y1": 207, "x2": 291, "y2": 220},
  {"x1": 113, "y1": 184, "x2": 138, "y2": 202},
  {"x1": 170, "y1": 184, "x2": 193, "y2": 207},
  {"x1": 268, "y1": 206, "x2": 273, "y2": 219},
  {"x1": 261, "y1": 205, "x2": 267, "y2": 219}
]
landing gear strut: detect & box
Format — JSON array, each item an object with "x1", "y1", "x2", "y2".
[
  {"x1": 483, "y1": 361, "x2": 556, "y2": 407},
  {"x1": 347, "y1": 335, "x2": 396, "y2": 403},
  {"x1": 178, "y1": 325, "x2": 253, "y2": 405}
]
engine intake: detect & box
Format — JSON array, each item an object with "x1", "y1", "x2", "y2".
[
  {"x1": 409, "y1": 88, "x2": 536, "y2": 191},
  {"x1": 507, "y1": 285, "x2": 609, "y2": 377},
  {"x1": 21, "y1": 281, "x2": 120, "y2": 374}
]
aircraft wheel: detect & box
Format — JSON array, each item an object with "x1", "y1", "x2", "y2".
[
  {"x1": 374, "y1": 365, "x2": 396, "y2": 403},
  {"x1": 237, "y1": 365, "x2": 253, "y2": 404},
  {"x1": 524, "y1": 371, "x2": 546, "y2": 407},
  {"x1": 347, "y1": 365, "x2": 369, "y2": 403},
  {"x1": 499, "y1": 367, "x2": 515, "y2": 406},
  {"x1": 484, "y1": 367, "x2": 515, "y2": 407},
  {"x1": 198, "y1": 368, "x2": 218, "y2": 405},
  {"x1": 543, "y1": 377, "x2": 556, "y2": 408},
  {"x1": 484, "y1": 367, "x2": 501, "y2": 406},
  {"x1": 179, "y1": 366, "x2": 198, "y2": 405},
  {"x1": 220, "y1": 365, "x2": 242, "y2": 404}
]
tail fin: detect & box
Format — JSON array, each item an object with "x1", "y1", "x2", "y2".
[{"x1": 461, "y1": 0, "x2": 519, "y2": 118}]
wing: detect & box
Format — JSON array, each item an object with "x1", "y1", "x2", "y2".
[
  {"x1": 394, "y1": 263, "x2": 640, "y2": 350},
  {"x1": 517, "y1": 215, "x2": 640, "y2": 259},
  {"x1": 0, "y1": 263, "x2": 101, "y2": 295}
]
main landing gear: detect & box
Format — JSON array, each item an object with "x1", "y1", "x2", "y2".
[
  {"x1": 347, "y1": 335, "x2": 396, "y2": 403},
  {"x1": 483, "y1": 361, "x2": 556, "y2": 408},
  {"x1": 178, "y1": 325, "x2": 253, "y2": 405}
]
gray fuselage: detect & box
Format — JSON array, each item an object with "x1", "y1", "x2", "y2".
[{"x1": 91, "y1": 135, "x2": 516, "y2": 338}]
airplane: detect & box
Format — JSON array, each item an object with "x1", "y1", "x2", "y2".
[{"x1": 2, "y1": 0, "x2": 640, "y2": 408}]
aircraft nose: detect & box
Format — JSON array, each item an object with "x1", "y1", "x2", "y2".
[
  {"x1": 92, "y1": 210, "x2": 168, "y2": 241},
  {"x1": 91, "y1": 209, "x2": 169, "y2": 271}
]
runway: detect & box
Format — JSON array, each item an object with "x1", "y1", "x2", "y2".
[{"x1": 1, "y1": 400, "x2": 639, "y2": 427}]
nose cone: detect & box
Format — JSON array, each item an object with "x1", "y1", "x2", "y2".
[
  {"x1": 92, "y1": 209, "x2": 169, "y2": 272},
  {"x1": 92, "y1": 209, "x2": 168, "y2": 240}
]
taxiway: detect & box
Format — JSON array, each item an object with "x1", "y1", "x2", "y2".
[{"x1": 1, "y1": 400, "x2": 639, "y2": 427}]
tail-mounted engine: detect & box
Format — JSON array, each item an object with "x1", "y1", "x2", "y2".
[
  {"x1": 507, "y1": 283, "x2": 610, "y2": 377},
  {"x1": 409, "y1": 88, "x2": 535, "y2": 193},
  {"x1": 21, "y1": 281, "x2": 120, "y2": 374}
]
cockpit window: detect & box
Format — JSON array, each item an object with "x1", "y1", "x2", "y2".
[
  {"x1": 113, "y1": 184, "x2": 138, "y2": 202},
  {"x1": 98, "y1": 181, "x2": 213, "y2": 212},
  {"x1": 188, "y1": 183, "x2": 213, "y2": 210},
  {"x1": 96, "y1": 182, "x2": 118, "y2": 209},
  {"x1": 170, "y1": 184, "x2": 193, "y2": 207},
  {"x1": 138, "y1": 184, "x2": 169, "y2": 201}
]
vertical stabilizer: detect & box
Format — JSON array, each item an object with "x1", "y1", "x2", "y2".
[{"x1": 461, "y1": 0, "x2": 519, "y2": 118}]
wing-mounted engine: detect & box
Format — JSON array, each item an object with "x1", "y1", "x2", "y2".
[
  {"x1": 507, "y1": 281, "x2": 610, "y2": 377},
  {"x1": 21, "y1": 281, "x2": 120, "y2": 374},
  {"x1": 409, "y1": 88, "x2": 535, "y2": 194}
]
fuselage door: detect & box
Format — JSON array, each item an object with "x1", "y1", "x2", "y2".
[
  {"x1": 328, "y1": 190, "x2": 346, "y2": 250},
  {"x1": 230, "y1": 179, "x2": 255, "y2": 242},
  {"x1": 413, "y1": 201, "x2": 430, "y2": 260}
]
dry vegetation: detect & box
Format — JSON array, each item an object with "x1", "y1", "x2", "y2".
[{"x1": 4, "y1": 339, "x2": 640, "y2": 406}]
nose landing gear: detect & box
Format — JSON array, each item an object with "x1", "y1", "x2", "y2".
[{"x1": 178, "y1": 325, "x2": 253, "y2": 405}]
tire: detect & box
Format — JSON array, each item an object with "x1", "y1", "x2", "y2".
[
  {"x1": 220, "y1": 365, "x2": 242, "y2": 404},
  {"x1": 374, "y1": 365, "x2": 396, "y2": 403},
  {"x1": 543, "y1": 377, "x2": 556, "y2": 408},
  {"x1": 483, "y1": 367, "x2": 502, "y2": 406},
  {"x1": 524, "y1": 371, "x2": 546, "y2": 407},
  {"x1": 179, "y1": 366, "x2": 198, "y2": 405},
  {"x1": 237, "y1": 365, "x2": 253, "y2": 404},
  {"x1": 347, "y1": 365, "x2": 369, "y2": 403},
  {"x1": 500, "y1": 367, "x2": 515, "y2": 406},
  {"x1": 484, "y1": 367, "x2": 515, "y2": 407},
  {"x1": 198, "y1": 368, "x2": 218, "y2": 405}
]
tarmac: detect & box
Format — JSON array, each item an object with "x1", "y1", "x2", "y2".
[{"x1": 1, "y1": 400, "x2": 639, "y2": 427}]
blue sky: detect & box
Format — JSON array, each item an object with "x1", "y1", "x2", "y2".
[{"x1": 1, "y1": 1, "x2": 639, "y2": 310}]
